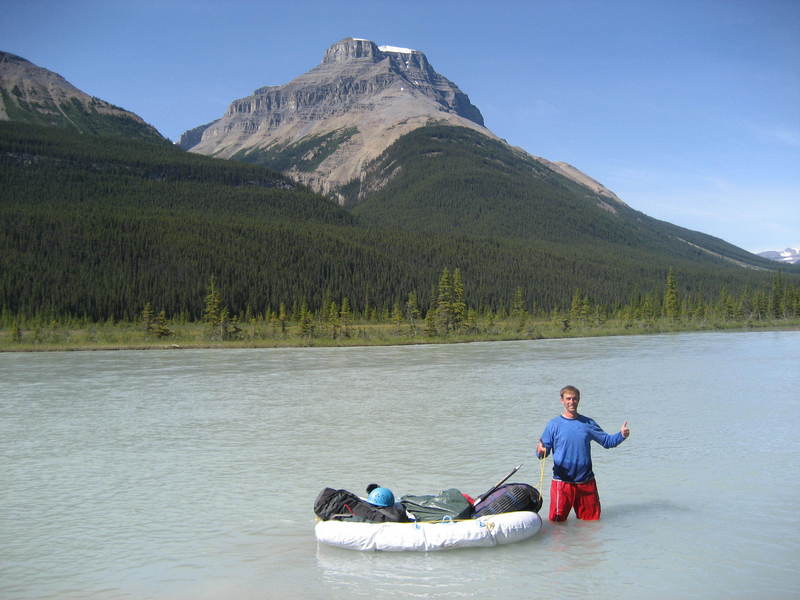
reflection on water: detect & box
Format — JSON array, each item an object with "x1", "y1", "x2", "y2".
[{"x1": 1, "y1": 331, "x2": 799, "y2": 599}]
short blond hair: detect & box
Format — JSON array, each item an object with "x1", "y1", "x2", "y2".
[{"x1": 560, "y1": 385, "x2": 580, "y2": 399}]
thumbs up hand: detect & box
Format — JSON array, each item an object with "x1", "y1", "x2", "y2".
[{"x1": 621, "y1": 421, "x2": 630, "y2": 438}]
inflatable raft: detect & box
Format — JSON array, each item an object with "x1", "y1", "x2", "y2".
[{"x1": 315, "y1": 510, "x2": 542, "y2": 552}]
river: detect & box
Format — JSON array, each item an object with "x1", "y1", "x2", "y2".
[{"x1": 1, "y1": 331, "x2": 798, "y2": 599}]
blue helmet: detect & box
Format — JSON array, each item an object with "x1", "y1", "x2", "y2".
[{"x1": 367, "y1": 487, "x2": 395, "y2": 507}]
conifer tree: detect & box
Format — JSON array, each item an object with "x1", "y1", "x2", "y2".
[
  {"x1": 299, "y1": 301, "x2": 314, "y2": 338},
  {"x1": 465, "y1": 307, "x2": 478, "y2": 333},
  {"x1": 511, "y1": 287, "x2": 528, "y2": 331},
  {"x1": 154, "y1": 310, "x2": 172, "y2": 338},
  {"x1": 204, "y1": 277, "x2": 223, "y2": 326},
  {"x1": 327, "y1": 301, "x2": 340, "y2": 338},
  {"x1": 11, "y1": 321, "x2": 22, "y2": 343},
  {"x1": 435, "y1": 267, "x2": 453, "y2": 334},
  {"x1": 320, "y1": 289, "x2": 332, "y2": 323},
  {"x1": 406, "y1": 291, "x2": 420, "y2": 337},
  {"x1": 269, "y1": 310, "x2": 279, "y2": 336},
  {"x1": 203, "y1": 277, "x2": 237, "y2": 340},
  {"x1": 278, "y1": 302, "x2": 288, "y2": 335},
  {"x1": 691, "y1": 300, "x2": 706, "y2": 322},
  {"x1": 391, "y1": 300, "x2": 403, "y2": 334},
  {"x1": 227, "y1": 314, "x2": 243, "y2": 341},
  {"x1": 424, "y1": 308, "x2": 438, "y2": 337},
  {"x1": 581, "y1": 297, "x2": 592, "y2": 324},
  {"x1": 718, "y1": 288, "x2": 735, "y2": 321},
  {"x1": 451, "y1": 268, "x2": 466, "y2": 330},
  {"x1": 484, "y1": 307, "x2": 496, "y2": 333},
  {"x1": 570, "y1": 290, "x2": 590, "y2": 324},
  {"x1": 340, "y1": 297, "x2": 352, "y2": 337},
  {"x1": 663, "y1": 269, "x2": 679, "y2": 321},
  {"x1": 771, "y1": 273, "x2": 785, "y2": 318},
  {"x1": 620, "y1": 304, "x2": 635, "y2": 328},
  {"x1": 142, "y1": 302, "x2": 154, "y2": 333}
]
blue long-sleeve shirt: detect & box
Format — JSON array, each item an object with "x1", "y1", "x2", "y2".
[{"x1": 540, "y1": 414, "x2": 625, "y2": 483}]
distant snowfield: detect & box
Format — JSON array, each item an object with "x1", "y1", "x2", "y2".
[
  {"x1": 350, "y1": 39, "x2": 416, "y2": 54},
  {"x1": 379, "y1": 45, "x2": 415, "y2": 54},
  {"x1": 757, "y1": 247, "x2": 800, "y2": 264}
]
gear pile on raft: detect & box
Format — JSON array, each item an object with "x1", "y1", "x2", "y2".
[{"x1": 314, "y1": 473, "x2": 544, "y2": 552}]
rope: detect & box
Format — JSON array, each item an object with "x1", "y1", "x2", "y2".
[{"x1": 538, "y1": 452, "x2": 546, "y2": 492}]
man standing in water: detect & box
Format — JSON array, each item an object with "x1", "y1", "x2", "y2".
[{"x1": 536, "y1": 385, "x2": 629, "y2": 521}]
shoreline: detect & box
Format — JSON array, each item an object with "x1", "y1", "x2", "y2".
[{"x1": 2, "y1": 320, "x2": 797, "y2": 353}]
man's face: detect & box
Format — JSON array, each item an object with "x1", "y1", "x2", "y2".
[{"x1": 560, "y1": 391, "x2": 580, "y2": 416}]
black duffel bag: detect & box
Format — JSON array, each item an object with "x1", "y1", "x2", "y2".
[
  {"x1": 472, "y1": 482, "x2": 542, "y2": 516},
  {"x1": 314, "y1": 487, "x2": 408, "y2": 523}
]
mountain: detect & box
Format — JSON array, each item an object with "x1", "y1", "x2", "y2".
[
  {"x1": 180, "y1": 38, "x2": 625, "y2": 206},
  {"x1": 180, "y1": 38, "x2": 501, "y2": 199},
  {"x1": 180, "y1": 38, "x2": 784, "y2": 273},
  {"x1": 180, "y1": 37, "x2": 622, "y2": 205},
  {"x1": 758, "y1": 248, "x2": 800, "y2": 265},
  {"x1": 2, "y1": 48, "x2": 796, "y2": 323},
  {"x1": 0, "y1": 51, "x2": 163, "y2": 140}
]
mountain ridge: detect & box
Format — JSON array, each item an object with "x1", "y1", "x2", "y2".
[
  {"x1": 346, "y1": 124, "x2": 779, "y2": 273},
  {"x1": 0, "y1": 51, "x2": 164, "y2": 140}
]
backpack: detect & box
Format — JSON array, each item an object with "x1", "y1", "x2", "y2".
[
  {"x1": 313, "y1": 487, "x2": 408, "y2": 523},
  {"x1": 400, "y1": 488, "x2": 474, "y2": 521},
  {"x1": 472, "y1": 483, "x2": 542, "y2": 517}
]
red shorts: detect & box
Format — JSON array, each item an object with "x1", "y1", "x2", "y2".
[{"x1": 549, "y1": 478, "x2": 601, "y2": 521}]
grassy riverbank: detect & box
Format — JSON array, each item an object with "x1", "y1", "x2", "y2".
[{"x1": 3, "y1": 315, "x2": 797, "y2": 352}]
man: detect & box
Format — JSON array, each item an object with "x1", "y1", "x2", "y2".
[{"x1": 536, "y1": 385, "x2": 629, "y2": 521}]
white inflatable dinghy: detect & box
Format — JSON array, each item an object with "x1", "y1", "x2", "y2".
[{"x1": 315, "y1": 510, "x2": 542, "y2": 552}]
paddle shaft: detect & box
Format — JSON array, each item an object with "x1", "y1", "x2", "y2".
[{"x1": 474, "y1": 463, "x2": 522, "y2": 504}]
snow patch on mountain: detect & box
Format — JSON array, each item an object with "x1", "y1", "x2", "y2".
[
  {"x1": 758, "y1": 248, "x2": 800, "y2": 264},
  {"x1": 379, "y1": 45, "x2": 415, "y2": 54}
]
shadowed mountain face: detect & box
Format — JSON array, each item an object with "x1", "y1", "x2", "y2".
[
  {"x1": 0, "y1": 51, "x2": 164, "y2": 140},
  {"x1": 179, "y1": 38, "x2": 491, "y2": 199}
]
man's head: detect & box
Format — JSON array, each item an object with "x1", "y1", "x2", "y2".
[
  {"x1": 560, "y1": 385, "x2": 580, "y2": 400},
  {"x1": 560, "y1": 385, "x2": 580, "y2": 418}
]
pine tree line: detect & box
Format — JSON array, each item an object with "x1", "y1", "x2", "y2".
[{"x1": 4, "y1": 121, "x2": 799, "y2": 329}]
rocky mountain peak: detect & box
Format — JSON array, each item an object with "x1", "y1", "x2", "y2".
[
  {"x1": 322, "y1": 38, "x2": 382, "y2": 64},
  {"x1": 180, "y1": 38, "x2": 489, "y2": 199},
  {"x1": 180, "y1": 37, "x2": 624, "y2": 206},
  {"x1": 0, "y1": 50, "x2": 84, "y2": 101},
  {"x1": 320, "y1": 38, "x2": 435, "y2": 76}
]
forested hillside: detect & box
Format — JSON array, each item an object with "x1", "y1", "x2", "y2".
[
  {"x1": 349, "y1": 126, "x2": 780, "y2": 270},
  {"x1": 1, "y1": 121, "x2": 796, "y2": 324}
]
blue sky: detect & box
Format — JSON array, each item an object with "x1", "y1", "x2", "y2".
[{"x1": 3, "y1": 0, "x2": 798, "y2": 253}]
